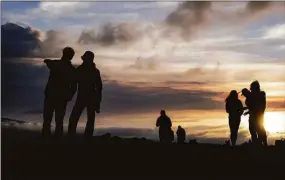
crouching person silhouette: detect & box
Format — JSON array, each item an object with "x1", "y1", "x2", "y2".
[
  {"x1": 68, "y1": 51, "x2": 103, "y2": 141},
  {"x1": 176, "y1": 125, "x2": 186, "y2": 144},
  {"x1": 42, "y1": 47, "x2": 77, "y2": 139}
]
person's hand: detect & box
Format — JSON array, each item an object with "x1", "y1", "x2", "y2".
[{"x1": 44, "y1": 59, "x2": 51, "y2": 63}]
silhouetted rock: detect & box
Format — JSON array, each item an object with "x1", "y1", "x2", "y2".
[{"x1": 189, "y1": 139, "x2": 198, "y2": 145}]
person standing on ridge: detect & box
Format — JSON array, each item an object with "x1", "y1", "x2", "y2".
[
  {"x1": 156, "y1": 110, "x2": 173, "y2": 144},
  {"x1": 242, "y1": 88, "x2": 258, "y2": 144},
  {"x1": 250, "y1": 81, "x2": 267, "y2": 146},
  {"x1": 225, "y1": 90, "x2": 244, "y2": 146},
  {"x1": 42, "y1": 47, "x2": 77, "y2": 139},
  {"x1": 68, "y1": 51, "x2": 103, "y2": 140}
]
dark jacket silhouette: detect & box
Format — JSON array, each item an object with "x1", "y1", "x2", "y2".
[
  {"x1": 156, "y1": 110, "x2": 173, "y2": 144},
  {"x1": 242, "y1": 88, "x2": 258, "y2": 143},
  {"x1": 42, "y1": 47, "x2": 76, "y2": 138},
  {"x1": 176, "y1": 126, "x2": 186, "y2": 144},
  {"x1": 225, "y1": 90, "x2": 244, "y2": 146},
  {"x1": 250, "y1": 81, "x2": 267, "y2": 146},
  {"x1": 68, "y1": 51, "x2": 102, "y2": 140}
]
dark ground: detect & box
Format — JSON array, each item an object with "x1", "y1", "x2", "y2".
[{"x1": 2, "y1": 124, "x2": 285, "y2": 179}]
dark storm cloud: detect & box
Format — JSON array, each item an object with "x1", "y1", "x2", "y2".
[
  {"x1": 1, "y1": 60, "x2": 47, "y2": 116},
  {"x1": 1, "y1": 59, "x2": 223, "y2": 119},
  {"x1": 1, "y1": 23, "x2": 41, "y2": 57},
  {"x1": 101, "y1": 79, "x2": 224, "y2": 115},
  {"x1": 78, "y1": 22, "x2": 142, "y2": 46},
  {"x1": 1, "y1": 23, "x2": 69, "y2": 58},
  {"x1": 245, "y1": 1, "x2": 272, "y2": 15},
  {"x1": 165, "y1": 1, "x2": 212, "y2": 39}
]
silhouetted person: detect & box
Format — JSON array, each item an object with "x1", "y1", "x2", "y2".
[
  {"x1": 176, "y1": 125, "x2": 186, "y2": 144},
  {"x1": 225, "y1": 90, "x2": 244, "y2": 146},
  {"x1": 156, "y1": 110, "x2": 172, "y2": 144},
  {"x1": 250, "y1": 81, "x2": 267, "y2": 146},
  {"x1": 42, "y1": 47, "x2": 77, "y2": 139},
  {"x1": 242, "y1": 88, "x2": 258, "y2": 144},
  {"x1": 68, "y1": 51, "x2": 102, "y2": 140}
]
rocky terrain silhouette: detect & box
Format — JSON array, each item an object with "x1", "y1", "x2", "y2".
[{"x1": 2, "y1": 117, "x2": 285, "y2": 178}]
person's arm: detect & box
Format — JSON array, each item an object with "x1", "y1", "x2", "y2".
[
  {"x1": 95, "y1": 69, "x2": 103, "y2": 112},
  {"x1": 225, "y1": 101, "x2": 229, "y2": 113},
  {"x1": 44, "y1": 59, "x2": 57, "y2": 70},
  {"x1": 156, "y1": 118, "x2": 160, "y2": 127},
  {"x1": 169, "y1": 117, "x2": 172, "y2": 128},
  {"x1": 262, "y1": 92, "x2": 266, "y2": 112},
  {"x1": 238, "y1": 100, "x2": 244, "y2": 116},
  {"x1": 68, "y1": 68, "x2": 78, "y2": 101}
]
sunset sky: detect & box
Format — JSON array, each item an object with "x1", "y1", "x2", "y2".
[{"x1": 1, "y1": 1, "x2": 285, "y2": 144}]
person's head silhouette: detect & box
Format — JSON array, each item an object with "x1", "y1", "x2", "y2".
[
  {"x1": 160, "y1": 110, "x2": 166, "y2": 116},
  {"x1": 225, "y1": 90, "x2": 238, "y2": 102},
  {"x1": 241, "y1": 88, "x2": 250, "y2": 98},
  {"x1": 178, "y1": 125, "x2": 182, "y2": 129},
  {"x1": 81, "y1": 51, "x2": 94, "y2": 63},
  {"x1": 250, "y1": 80, "x2": 260, "y2": 92},
  {"x1": 62, "y1": 47, "x2": 75, "y2": 61}
]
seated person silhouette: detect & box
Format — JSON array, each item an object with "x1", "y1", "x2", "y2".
[{"x1": 176, "y1": 125, "x2": 186, "y2": 144}]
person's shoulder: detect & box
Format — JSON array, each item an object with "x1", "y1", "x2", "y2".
[
  {"x1": 95, "y1": 68, "x2": 101, "y2": 74},
  {"x1": 261, "y1": 91, "x2": 266, "y2": 95},
  {"x1": 260, "y1": 91, "x2": 266, "y2": 97}
]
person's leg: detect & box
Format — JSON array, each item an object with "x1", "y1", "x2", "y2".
[
  {"x1": 68, "y1": 98, "x2": 86, "y2": 138},
  {"x1": 42, "y1": 96, "x2": 55, "y2": 138},
  {"x1": 232, "y1": 117, "x2": 241, "y2": 146},
  {"x1": 84, "y1": 104, "x2": 96, "y2": 140},
  {"x1": 257, "y1": 114, "x2": 267, "y2": 146},
  {"x1": 229, "y1": 117, "x2": 237, "y2": 146},
  {"x1": 54, "y1": 100, "x2": 68, "y2": 138},
  {"x1": 249, "y1": 115, "x2": 258, "y2": 144}
]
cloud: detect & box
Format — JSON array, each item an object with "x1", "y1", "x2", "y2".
[
  {"x1": 165, "y1": 1, "x2": 212, "y2": 39},
  {"x1": 1, "y1": 22, "x2": 78, "y2": 58},
  {"x1": 1, "y1": 23, "x2": 41, "y2": 57},
  {"x1": 78, "y1": 22, "x2": 144, "y2": 46},
  {"x1": 39, "y1": 2, "x2": 92, "y2": 15},
  {"x1": 263, "y1": 24, "x2": 285, "y2": 39},
  {"x1": 245, "y1": 1, "x2": 272, "y2": 15},
  {"x1": 36, "y1": 30, "x2": 72, "y2": 57},
  {"x1": 127, "y1": 56, "x2": 159, "y2": 71},
  {"x1": 101, "y1": 79, "x2": 224, "y2": 115},
  {"x1": 1, "y1": 59, "x2": 225, "y2": 119}
]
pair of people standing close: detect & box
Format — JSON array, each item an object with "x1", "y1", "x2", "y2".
[
  {"x1": 156, "y1": 110, "x2": 186, "y2": 144},
  {"x1": 42, "y1": 47, "x2": 102, "y2": 140},
  {"x1": 225, "y1": 81, "x2": 267, "y2": 146}
]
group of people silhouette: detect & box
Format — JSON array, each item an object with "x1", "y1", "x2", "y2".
[
  {"x1": 42, "y1": 47, "x2": 267, "y2": 146},
  {"x1": 155, "y1": 110, "x2": 186, "y2": 144},
  {"x1": 42, "y1": 47, "x2": 102, "y2": 140},
  {"x1": 225, "y1": 81, "x2": 267, "y2": 146}
]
